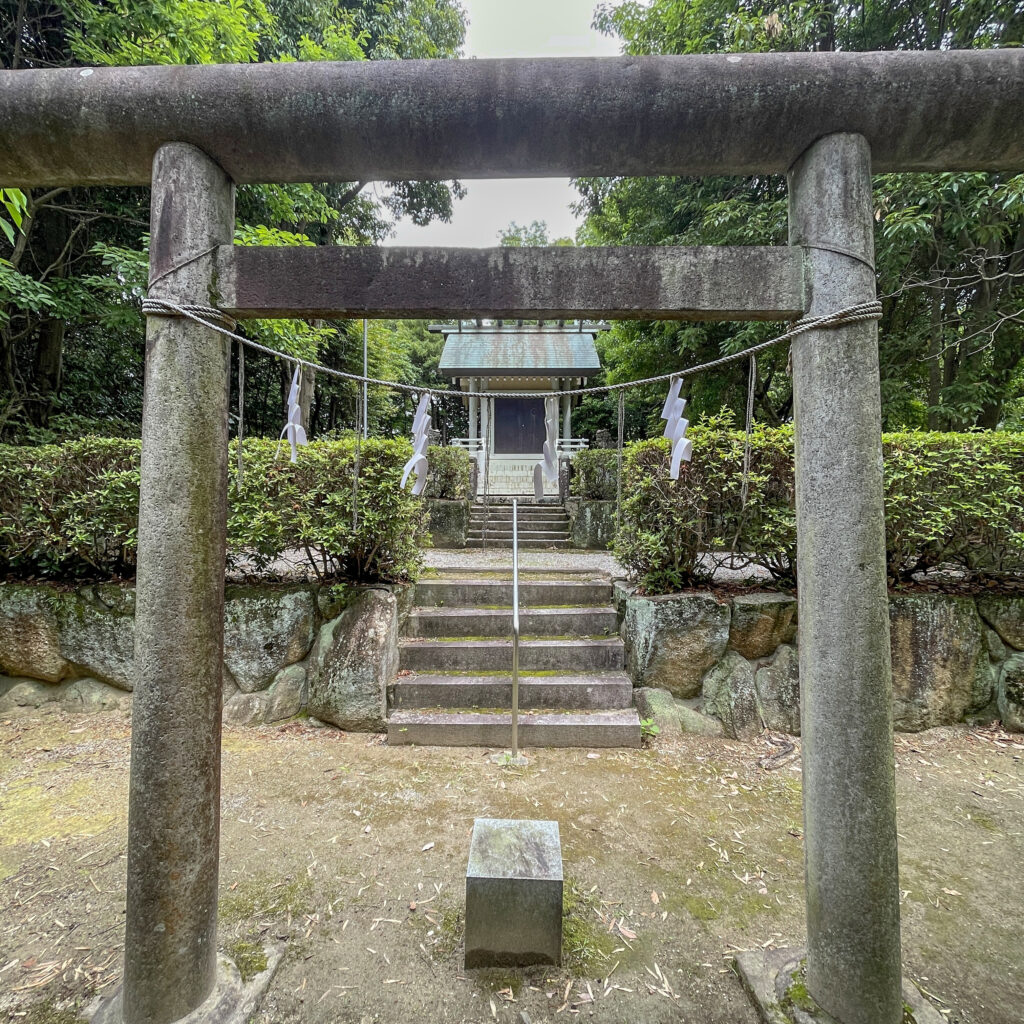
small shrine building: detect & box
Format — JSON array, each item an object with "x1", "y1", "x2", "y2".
[{"x1": 431, "y1": 320, "x2": 608, "y2": 495}]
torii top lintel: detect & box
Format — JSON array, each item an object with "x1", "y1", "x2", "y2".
[{"x1": 0, "y1": 51, "x2": 1021, "y2": 188}]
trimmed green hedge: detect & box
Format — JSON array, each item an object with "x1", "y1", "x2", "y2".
[
  {"x1": 0, "y1": 437, "x2": 460, "y2": 583},
  {"x1": 573, "y1": 424, "x2": 1024, "y2": 593},
  {"x1": 0, "y1": 437, "x2": 141, "y2": 578},
  {"x1": 570, "y1": 448, "x2": 620, "y2": 500},
  {"x1": 424, "y1": 445, "x2": 473, "y2": 501}
]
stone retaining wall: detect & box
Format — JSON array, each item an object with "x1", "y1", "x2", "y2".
[
  {"x1": 619, "y1": 586, "x2": 1024, "y2": 738},
  {"x1": 425, "y1": 499, "x2": 471, "y2": 548},
  {"x1": 6, "y1": 580, "x2": 1021, "y2": 739},
  {"x1": 564, "y1": 498, "x2": 615, "y2": 550},
  {"x1": 0, "y1": 581, "x2": 404, "y2": 730}
]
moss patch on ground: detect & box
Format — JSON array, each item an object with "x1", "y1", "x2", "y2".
[
  {"x1": 17, "y1": 1001, "x2": 88, "y2": 1024},
  {"x1": 562, "y1": 878, "x2": 621, "y2": 976},
  {"x1": 219, "y1": 873, "x2": 314, "y2": 927},
  {"x1": 225, "y1": 938, "x2": 269, "y2": 983},
  {"x1": 1, "y1": 774, "x2": 117, "y2": 849}
]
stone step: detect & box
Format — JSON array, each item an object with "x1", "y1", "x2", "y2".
[
  {"x1": 387, "y1": 708, "x2": 642, "y2": 748},
  {"x1": 467, "y1": 529, "x2": 569, "y2": 542},
  {"x1": 471, "y1": 516, "x2": 569, "y2": 524},
  {"x1": 469, "y1": 516, "x2": 569, "y2": 527},
  {"x1": 472, "y1": 501, "x2": 563, "y2": 510},
  {"x1": 398, "y1": 637, "x2": 625, "y2": 672},
  {"x1": 472, "y1": 497, "x2": 563, "y2": 504},
  {"x1": 415, "y1": 579, "x2": 613, "y2": 608},
  {"x1": 403, "y1": 605, "x2": 619, "y2": 638},
  {"x1": 469, "y1": 523, "x2": 569, "y2": 533},
  {"x1": 465, "y1": 539, "x2": 572, "y2": 550},
  {"x1": 471, "y1": 506, "x2": 567, "y2": 515},
  {"x1": 389, "y1": 672, "x2": 634, "y2": 710}
]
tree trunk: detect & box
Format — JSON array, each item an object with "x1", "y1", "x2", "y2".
[
  {"x1": 926, "y1": 292, "x2": 943, "y2": 430},
  {"x1": 26, "y1": 205, "x2": 69, "y2": 427},
  {"x1": 30, "y1": 316, "x2": 65, "y2": 425},
  {"x1": 298, "y1": 366, "x2": 315, "y2": 433}
]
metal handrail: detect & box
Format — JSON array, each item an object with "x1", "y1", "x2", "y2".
[{"x1": 511, "y1": 498, "x2": 520, "y2": 758}]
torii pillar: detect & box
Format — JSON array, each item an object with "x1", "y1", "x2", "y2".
[
  {"x1": 789, "y1": 133, "x2": 902, "y2": 1024},
  {"x1": 122, "y1": 142, "x2": 234, "y2": 1024}
]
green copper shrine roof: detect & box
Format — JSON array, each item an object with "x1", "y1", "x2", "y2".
[{"x1": 432, "y1": 324, "x2": 604, "y2": 378}]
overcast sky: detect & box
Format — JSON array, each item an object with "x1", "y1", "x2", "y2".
[{"x1": 385, "y1": 0, "x2": 622, "y2": 248}]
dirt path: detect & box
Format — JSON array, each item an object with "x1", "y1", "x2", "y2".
[{"x1": 1, "y1": 711, "x2": 1021, "y2": 1023}]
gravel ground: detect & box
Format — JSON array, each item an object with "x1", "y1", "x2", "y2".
[
  {"x1": 424, "y1": 549, "x2": 772, "y2": 582},
  {"x1": 2, "y1": 712, "x2": 1022, "y2": 1024}
]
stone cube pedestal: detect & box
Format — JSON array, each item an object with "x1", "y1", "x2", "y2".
[{"x1": 465, "y1": 818, "x2": 562, "y2": 968}]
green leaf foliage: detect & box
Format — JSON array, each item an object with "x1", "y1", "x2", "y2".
[
  {"x1": 570, "y1": 447, "x2": 621, "y2": 500},
  {"x1": 424, "y1": 445, "x2": 472, "y2": 500},
  {"x1": 579, "y1": 1, "x2": 1024, "y2": 435},
  {"x1": 0, "y1": 438, "x2": 142, "y2": 577},
  {"x1": 0, "y1": 437, "x2": 477, "y2": 583},
  {"x1": 226, "y1": 437, "x2": 427, "y2": 581},
  {"x1": 0, "y1": 0, "x2": 467, "y2": 439},
  {"x1": 574, "y1": 426, "x2": 1024, "y2": 593}
]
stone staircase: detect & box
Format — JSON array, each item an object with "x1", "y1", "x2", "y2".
[
  {"x1": 387, "y1": 567, "x2": 641, "y2": 748},
  {"x1": 467, "y1": 501, "x2": 570, "y2": 549}
]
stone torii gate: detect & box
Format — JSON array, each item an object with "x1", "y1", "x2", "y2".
[{"x1": 1, "y1": 51, "x2": 1021, "y2": 1024}]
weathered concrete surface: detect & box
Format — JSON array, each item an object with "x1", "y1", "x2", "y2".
[
  {"x1": 623, "y1": 592, "x2": 730, "y2": 698},
  {"x1": 220, "y1": 245, "x2": 804, "y2": 321},
  {"x1": 728, "y1": 593, "x2": 797, "y2": 660},
  {"x1": 222, "y1": 587, "x2": 315, "y2": 693},
  {"x1": 977, "y1": 595, "x2": 1024, "y2": 650},
  {"x1": 124, "y1": 143, "x2": 234, "y2": 1024},
  {"x1": 789, "y1": 133, "x2": 902, "y2": 1024},
  {"x1": 307, "y1": 588, "x2": 398, "y2": 731},
  {"x1": 701, "y1": 651, "x2": 761, "y2": 740},
  {"x1": 889, "y1": 595, "x2": 994, "y2": 731},
  {"x1": 2, "y1": 52, "x2": 1022, "y2": 187},
  {"x1": 403, "y1": 605, "x2": 618, "y2": 638},
  {"x1": 399, "y1": 636, "x2": 623, "y2": 673},
  {"x1": 426, "y1": 499, "x2": 471, "y2": 548},
  {"x1": 388, "y1": 709, "x2": 641, "y2": 748},
  {"x1": 91, "y1": 946, "x2": 284, "y2": 1024},
  {"x1": 390, "y1": 673, "x2": 632, "y2": 711},
  {"x1": 997, "y1": 652, "x2": 1024, "y2": 732},
  {"x1": 753, "y1": 644, "x2": 801, "y2": 736},
  {"x1": 734, "y1": 948, "x2": 946, "y2": 1024},
  {"x1": 0, "y1": 584, "x2": 68, "y2": 682},
  {"x1": 565, "y1": 498, "x2": 616, "y2": 550},
  {"x1": 414, "y1": 578, "x2": 612, "y2": 608},
  {"x1": 465, "y1": 818, "x2": 562, "y2": 969}
]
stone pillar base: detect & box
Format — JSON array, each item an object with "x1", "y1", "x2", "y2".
[
  {"x1": 734, "y1": 948, "x2": 944, "y2": 1024},
  {"x1": 89, "y1": 946, "x2": 283, "y2": 1024}
]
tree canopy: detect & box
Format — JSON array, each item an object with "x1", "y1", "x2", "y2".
[
  {"x1": 0, "y1": 0, "x2": 467, "y2": 442},
  {"x1": 577, "y1": 0, "x2": 1024, "y2": 438}
]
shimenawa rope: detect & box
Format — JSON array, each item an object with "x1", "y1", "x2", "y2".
[{"x1": 140, "y1": 298, "x2": 883, "y2": 401}]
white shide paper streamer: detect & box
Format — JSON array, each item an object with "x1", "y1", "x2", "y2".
[
  {"x1": 533, "y1": 395, "x2": 561, "y2": 499},
  {"x1": 400, "y1": 393, "x2": 431, "y2": 496},
  {"x1": 660, "y1": 377, "x2": 692, "y2": 479},
  {"x1": 279, "y1": 364, "x2": 308, "y2": 463}
]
